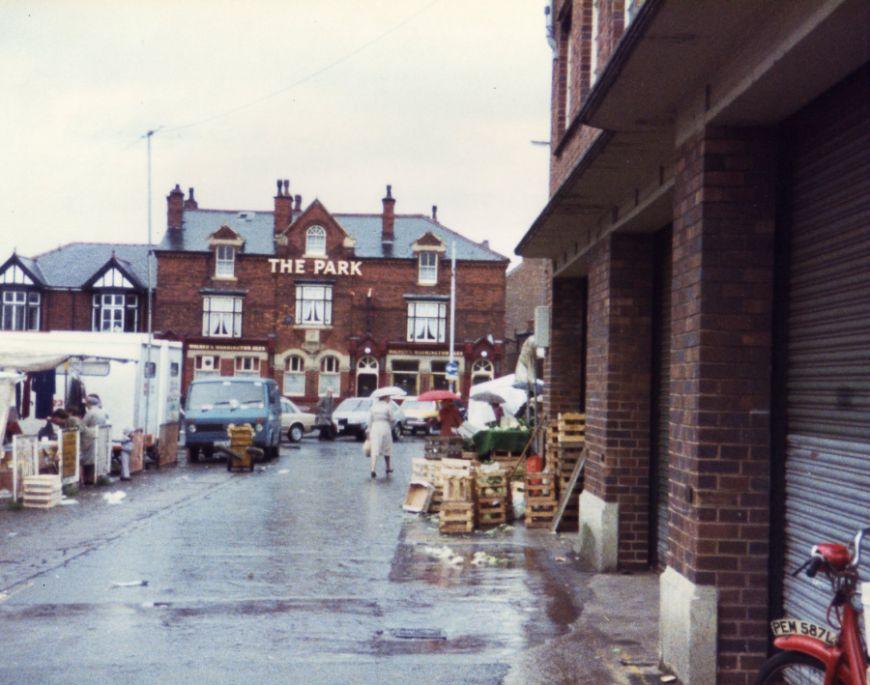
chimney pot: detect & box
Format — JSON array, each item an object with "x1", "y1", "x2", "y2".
[
  {"x1": 184, "y1": 187, "x2": 198, "y2": 210},
  {"x1": 432, "y1": 205, "x2": 438, "y2": 222},
  {"x1": 274, "y1": 177, "x2": 294, "y2": 234},
  {"x1": 167, "y1": 184, "x2": 185, "y2": 230},
  {"x1": 381, "y1": 184, "x2": 396, "y2": 243},
  {"x1": 294, "y1": 194, "x2": 302, "y2": 211}
]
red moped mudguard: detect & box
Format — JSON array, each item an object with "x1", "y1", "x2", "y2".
[{"x1": 773, "y1": 637, "x2": 852, "y2": 684}]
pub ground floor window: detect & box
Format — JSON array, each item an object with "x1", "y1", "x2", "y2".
[
  {"x1": 194, "y1": 355, "x2": 220, "y2": 379},
  {"x1": 283, "y1": 354, "x2": 306, "y2": 397},
  {"x1": 234, "y1": 356, "x2": 261, "y2": 376},
  {"x1": 391, "y1": 360, "x2": 419, "y2": 395},
  {"x1": 430, "y1": 360, "x2": 450, "y2": 390}
]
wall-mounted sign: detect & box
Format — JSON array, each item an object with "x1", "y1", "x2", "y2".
[
  {"x1": 188, "y1": 343, "x2": 268, "y2": 353},
  {"x1": 268, "y1": 258, "x2": 362, "y2": 276}
]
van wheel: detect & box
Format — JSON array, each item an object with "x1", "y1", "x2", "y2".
[
  {"x1": 187, "y1": 447, "x2": 200, "y2": 463},
  {"x1": 288, "y1": 424, "x2": 304, "y2": 443}
]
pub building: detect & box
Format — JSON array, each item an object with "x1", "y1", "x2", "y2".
[{"x1": 153, "y1": 181, "x2": 508, "y2": 402}]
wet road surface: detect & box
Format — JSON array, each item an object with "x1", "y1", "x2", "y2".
[{"x1": 0, "y1": 438, "x2": 588, "y2": 684}]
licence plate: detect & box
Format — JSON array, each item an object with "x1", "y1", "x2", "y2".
[
  {"x1": 215, "y1": 440, "x2": 231, "y2": 449},
  {"x1": 770, "y1": 618, "x2": 838, "y2": 646}
]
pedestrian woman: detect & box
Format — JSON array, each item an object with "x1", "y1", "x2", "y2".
[
  {"x1": 438, "y1": 398, "x2": 463, "y2": 436},
  {"x1": 367, "y1": 395, "x2": 394, "y2": 478}
]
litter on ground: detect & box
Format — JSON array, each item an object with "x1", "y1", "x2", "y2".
[
  {"x1": 102, "y1": 491, "x2": 127, "y2": 505},
  {"x1": 471, "y1": 551, "x2": 508, "y2": 567},
  {"x1": 421, "y1": 545, "x2": 464, "y2": 566},
  {"x1": 60, "y1": 498, "x2": 78, "y2": 506},
  {"x1": 110, "y1": 580, "x2": 149, "y2": 588}
]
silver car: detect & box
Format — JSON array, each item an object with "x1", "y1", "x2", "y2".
[{"x1": 331, "y1": 397, "x2": 404, "y2": 441}]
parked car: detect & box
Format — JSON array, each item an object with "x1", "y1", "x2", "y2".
[
  {"x1": 399, "y1": 397, "x2": 439, "y2": 435},
  {"x1": 183, "y1": 378, "x2": 282, "y2": 461},
  {"x1": 332, "y1": 397, "x2": 405, "y2": 440},
  {"x1": 280, "y1": 397, "x2": 317, "y2": 442}
]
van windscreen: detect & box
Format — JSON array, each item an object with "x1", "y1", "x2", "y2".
[{"x1": 188, "y1": 382, "x2": 264, "y2": 409}]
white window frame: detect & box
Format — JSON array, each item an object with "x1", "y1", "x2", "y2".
[
  {"x1": 194, "y1": 355, "x2": 220, "y2": 378},
  {"x1": 471, "y1": 358, "x2": 495, "y2": 385},
  {"x1": 296, "y1": 284, "x2": 333, "y2": 326},
  {"x1": 1, "y1": 289, "x2": 40, "y2": 331},
  {"x1": 417, "y1": 252, "x2": 438, "y2": 285},
  {"x1": 565, "y1": 27, "x2": 573, "y2": 128},
  {"x1": 202, "y1": 296, "x2": 243, "y2": 338},
  {"x1": 406, "y1": 300, "x2": 447, "y2": 343},
  {"x1": 234, "y1": 355, "x2": 260, "y2": 376},
  {"x1": 215, "y1": 245, "x2": 235, "y2": 279},
  {"x1": 305, "y1": 225, "x2": 327, "y2": 257},
  {"x1": 92, "y1": 293, "x2": 138, "y2": 332},
  {"x1": 318, "y1": 355, "x2": 341, "y2": 396},
  {"x1": 283, "y1": 354, "x2": 306, "y2": 396}
]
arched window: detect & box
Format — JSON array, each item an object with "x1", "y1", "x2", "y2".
[
  {"x1": 305, "y1": 225, "x2": 327, "y2": 256},
  {"x1": 283, "y1": 354, "x2": 306, "y2": 396},
  {"x1": 318, "y1": 354, "x2": 341, "y2": 396},
  {"x1": 471, "y1": 359, "x2": 494, "y2": 385},
  {"x1": 356, "y1": 356, "x2": 379, "y2": 396}
]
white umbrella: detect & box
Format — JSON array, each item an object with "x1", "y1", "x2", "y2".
[{"x1": 371, "y1": 386, "x2": 407, "y2": 399}]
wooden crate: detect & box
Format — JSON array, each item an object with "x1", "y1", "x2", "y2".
[
  {"x1": 557, "y1": 412, "x2": 586, "y2": 445},
  {"x1": 424, "y1": 435, "x2": 464, "y2": 460},
  {"x1": 440, "y1": 501, "x2": 475, "y2": 534},
  {"x1": 477, "y1": 498, "x2": 508, "y2": 527},
  {"x1": 22, "y1": 475, "x2": 62, "y2": 509},
  {"x1": 526, "y1": 499, "x2": 559, "y2": 528},
  {"x1": 525, "y1": 472, "x2": 558, "y2": 500},
  {"x1": 429, "y1": 487, "x2": 444, "y2": 513},
  {"x1": 411, "y1": 457, "x2": 442, "y2": 485}
]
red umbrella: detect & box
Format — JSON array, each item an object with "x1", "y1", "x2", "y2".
[{"x1": 417, "y1": 390, "x2": 461, "y2": 402}]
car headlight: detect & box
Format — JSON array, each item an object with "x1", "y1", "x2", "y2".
[
  {"x1": 187, "y1": 424, "x2": 197, "y2": 433},
  {"x1": 255, "y1": 423, "x2": 264, "y2": 432}
]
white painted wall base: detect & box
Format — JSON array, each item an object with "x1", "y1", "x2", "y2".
[
  {"x1": 575, "y1": 490, "x2": 619, "y2": 571},
  {"x1": 659, "y1": 566, "x2": 718, "y2": 685}
]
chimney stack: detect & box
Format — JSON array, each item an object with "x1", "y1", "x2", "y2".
[
  {"x1": 167, "y1": 184, "x2": 184, "y2": 230},
  {"x1": 431, "y1": 205, "x2": 438, "y2": 222},
  {"x1": 184, "y1": 187, "x2": 198, "y2": 210},
  {"x1": 294, "y1": 194, "x2": 302, "y2": 211},
  {"x1": 381, "y1": 184, "x2": 395, "y2": 244},
  {"x1": 274, "y1": 178, "x2": 293, "y2": 234}
]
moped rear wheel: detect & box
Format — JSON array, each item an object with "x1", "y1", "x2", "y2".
[{"x1": 754, "y1": 651, "x2": 841, "y2": 685}]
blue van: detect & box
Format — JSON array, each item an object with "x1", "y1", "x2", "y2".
[{"x1": 183, "y1": 378, "x2": 282, "y2": 462}]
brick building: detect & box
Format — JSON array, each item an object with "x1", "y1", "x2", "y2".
[
  {"x1": 154, "y1": 181, "x2": 508, "y2": 402},
  {"x1": 518, "y1": 2, "x2": 869, "y2": 684},
  {"x1": 504, "y1": 258, "x2": 551, "y2": 371},
  {"x1": 0, "y1": 244, "x2": 152, "y2": 334}
]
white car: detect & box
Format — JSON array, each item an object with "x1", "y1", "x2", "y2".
[
  {"x1": 280, "y1": 397, "x2": 317, "y2": 442},
  {"x1": 332, "y1": 397, "x2": 404, "y2": 441}
]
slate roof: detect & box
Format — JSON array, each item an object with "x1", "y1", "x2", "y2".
[
  {"x1": 157, "y1": 208, "x2": 506, "y2": 262},
  {"x1": 26, "y1": 243, "x2": 155, "y2": 289}
]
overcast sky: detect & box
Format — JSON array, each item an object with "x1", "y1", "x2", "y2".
[{"x1": 0, "y1": 0, "x2": 553, "y2": 264}]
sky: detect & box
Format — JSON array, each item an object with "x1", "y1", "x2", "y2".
[{"x1": 0, "y1": 0, "x2": 553, "y2": 265}]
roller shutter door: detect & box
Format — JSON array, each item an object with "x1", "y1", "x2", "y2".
[{"x1": 782, "y1": 69, "x2": 870, "y2": 627}]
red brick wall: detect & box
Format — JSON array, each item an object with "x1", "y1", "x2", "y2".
[
  {"x1": 43, "y1": 290, "x2": 146, "y2": 332},
  {"x1": 669, "y1": 126, "x2": 776, "y2": 684},
  {"x1": 543, "y1": 276, "x2": 585, "y2": 417},
  {"x1": 583, "y1": 234, "x2": 653, "y2": 570},
  {"x1": 505, "y1": 258, "x2": 551, "y2": 336}
]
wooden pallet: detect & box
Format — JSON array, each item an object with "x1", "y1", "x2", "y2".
[
  {"x1": 440, "y1": 501, "x2": 475, "y2": 534},
  {"x1": 557, "y1": 412, "x2": 586, "y2": 444},
  {"x1": 411, "y1": 457, "x2": 442, "y2": 485},
  {"x1": 525, "y1": 498, "x2": 558, "y2": 528},
  {"x1": 429, "y1": 488, "x2": 444, "y2": 513},
  {"x1": 477, "y1": 498, "x2": 508, "y2": 527}
]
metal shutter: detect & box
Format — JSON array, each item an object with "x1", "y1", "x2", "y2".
[{"x1": 782, "y1": 69, "x2": 870, "y2": 627}]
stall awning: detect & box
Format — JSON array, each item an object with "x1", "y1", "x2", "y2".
[{"x1": 0, "y1": 352, "x2": 74, "y2": 373}]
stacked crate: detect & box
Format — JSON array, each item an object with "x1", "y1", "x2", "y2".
[
  {"x1": 424, "y1": 435, "x2": 464, "y2": 460},
  {"x1": 524, "y1": 470, "x2": 558, "y2": 528},
  {"x1": 555, "y1": 413, "x2": 586, "y2": 530},
  {"x1": 439, "y1": 458, "x2": 476, "y2": 534},
  {"x1": 22, "y1": 475, "x2": 62, "y2": 509},
  {"x1": 475, "y1": 463, "x2": 510, "y2": 528},
  {"x1": 411, "y1": 457, "x2": 444, "y2": 513}
]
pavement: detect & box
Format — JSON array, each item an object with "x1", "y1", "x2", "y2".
[{"x1": 0, "y1": 437, "x2": 669, "y2": 684}]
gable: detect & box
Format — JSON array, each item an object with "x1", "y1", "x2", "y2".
[
  {"x1": 209, "y1": 225, "x2": 244, "y2": 244},
  {"x1": 86, "y1": 258, "x2": 142, "y2": 290},
  {"x1": 0, "y1": 256, "x2": 43, "y2": 287},
  {"x1": 412, "y1": 231, "x2": 447, "y2": 253},
  {"x1": 282, "y1": 199, "x2": 356, "y2": 254}
]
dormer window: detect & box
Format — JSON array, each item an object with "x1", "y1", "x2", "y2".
[
  {"x1": 418, "y1": 252, "x2": 438, "y2": 285},
  {"x1": 306, "y1": 225, "x2": 327, "y2": 256},
  {"x1": 215, "y1": 245, "x2": 235, "y2": 279}
]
